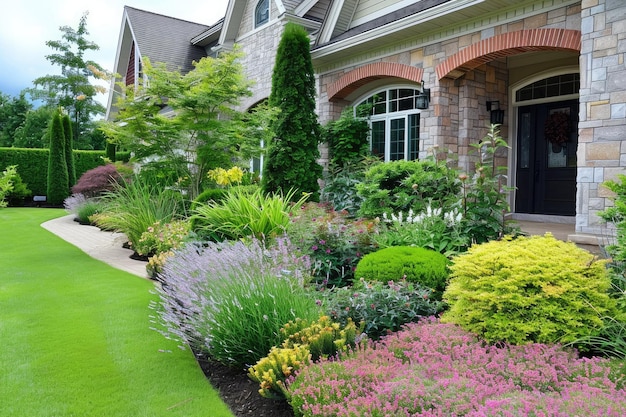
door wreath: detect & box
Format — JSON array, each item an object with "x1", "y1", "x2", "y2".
[{"x1": 544, "y1": 111, "x2": 570, "y2": 152}]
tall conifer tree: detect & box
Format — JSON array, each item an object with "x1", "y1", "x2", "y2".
[
  {"x1": 46, "y1": 110, "x2": 69, "y2": 205},
  {"x1": 62, "y1": 114, "x2": 76, "y2": 187},
  {"x1": 262, "y1": 23, "x2": 322, "y2": 200}
]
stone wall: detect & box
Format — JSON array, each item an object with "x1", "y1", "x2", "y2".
[{"x1": 577, "y1": 0, "x2": 626, "y2": 234}]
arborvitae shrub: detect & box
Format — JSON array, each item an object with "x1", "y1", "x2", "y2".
[
  {"x1": 442, "y1": 234, "x2": 616, "y2": 346},
  {"x1": 355, "y1": 246, "x2": 449, "y2": 299},
  {"x1": 62, "y1": 114, "x2": 76, "y2": 187},
  {"x1": 72, "y1": 163, "x2": 123, "y2": 197},
  {"x1": 46, "y1": 111, "x2": 69, "y2": 205}
]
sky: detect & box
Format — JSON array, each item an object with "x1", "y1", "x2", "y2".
[{"x1": 0, "y1": 0, "x2": 229, "y2": 106}]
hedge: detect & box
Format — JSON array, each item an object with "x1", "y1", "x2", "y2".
[{"x1": 0, "y1": 147, "x2": 130, "y2": 197}]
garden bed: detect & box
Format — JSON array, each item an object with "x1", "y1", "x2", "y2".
[{"x1": 196, "y1": 353, "x2": 294, "y2": 417}]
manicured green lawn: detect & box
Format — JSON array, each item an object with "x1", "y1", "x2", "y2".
[{"x1": 0, "y1": 208, "x2": 233, "y2": 417}]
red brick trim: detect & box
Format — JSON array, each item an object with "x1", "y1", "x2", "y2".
[
  {"x1": 436, "y1": 29, "x2": 581, "y2": 80},
  {"x1": 327, "y1": 62, "x2": 424, "y2": 101}
]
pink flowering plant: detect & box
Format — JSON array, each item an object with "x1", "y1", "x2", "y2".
[
  {"x1": 288, "y1": 204, "x2": 378, "y2": 287},
  {"x1": 288, "y1": 318, "x2": 626, "y2": 416}
]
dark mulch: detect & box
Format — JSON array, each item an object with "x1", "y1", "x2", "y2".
[{"x1": 195, "y1": 353, "x2": 295, "y2": 417}]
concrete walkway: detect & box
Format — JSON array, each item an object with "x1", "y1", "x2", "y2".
[
  {"x1": 41, "y1": 214, "x2": 605, "y2": 281},
  {"x1": 42, "y1": 214, "x2": 148, "y2": 278}
]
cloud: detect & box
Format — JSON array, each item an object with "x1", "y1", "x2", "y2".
[{"x1": 0, "y1": 0, "x2": 228, "y2": 104}]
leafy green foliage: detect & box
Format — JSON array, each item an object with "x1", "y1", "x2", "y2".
[
  {"x1": 374, "y1": 206, "x2": 469, "y2": 257},
  {"x1": 356, "y1": 158, "x2": 460, "y2": 219},
  {"x1": 46, "y1": 110, "x2": 69, "y2": 205},
  {"x1": 94, "y1": 177, "x2": 184, "y2": 249},
  {"x1": 319, "y1": 278, "x2": 444, "y2": 340},
  {"x1": 442, "y1": 234, "x2": 616, "y2": 346},
  {"x1": 12, "y1": 106, "x2": 54, "y2": 148},
  {"x1": 102, "y1": 49, "x2": 263, "y2": 199},
  {"x1": 320, "y1": 162, "x2": 367, "y2": 214},
  {"x1": 0, "y1": 92, "x2": 31, "y2": 147},
  {"x1": 322, "y1": 107, "x2": 370, "y2": 167},
  {"x1": 191, "y1": 187, "x2": 308, "y2": 242},
  {"x1": 3, "y1": 166, "x2": 31, "y2": 206},
  {"x1": 288, "y1": 204, "x2": 378, "y2": 287},
  {"x1": 599, "y1": 175, "x2": 626, "y2": 263},
  {"x1": 262, "y1": 22, "x2": 322, "y2": 201},
  {"x1": 190, "y1": 188, "x2": 228, "y2": 211},
  {"x1": 355, "y1": 246, "x2": 449, "y2": 299},
  {"x1": 29, "y1": 13, "x2": 106, "y2": 147},
  {"x1": 459, "y1": 124, "x2": 516, "y2": 243},
  {"x1": 134, "y1": 220, "x2": 190, "y2": 257},
  {"x1": 0, "y1": 165, "x2": 17, "y2": 208}
]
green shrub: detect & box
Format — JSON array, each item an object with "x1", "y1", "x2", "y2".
[
  {"x1": 134, "y1": 220, "x2": 190, "y2": 257},
  {"x1": 46, "y1": 110, "x2": 69, "y2": 205},
  {"x1": 5, "y1": 167, "x2": 31, "y2": 206},
  {"x1": 320, "y1": 162, "x2": 366, "y2": 215},
  {"x1": 356, "y1": 159, "x2": 460, "y2": 219},
  {"x1": 0, "y1": 165, "x2": 16, "y2": 208},
  {"x1": 355, "y1": 246, "x2": 449, "y2": 299},
  {"x1": 319, "y1": 278, "x2": 444, "y2": 340},
  {"x1": 190, "y1": 188, "x2": 228, "y2": 211},
  {"x1": 442, "y1": 234, "x2": 616, "y2": 346}
]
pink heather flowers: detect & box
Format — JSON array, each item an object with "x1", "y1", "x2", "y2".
[{"x1": 288, "y1": 318, "x2": 626, "y2": 416}]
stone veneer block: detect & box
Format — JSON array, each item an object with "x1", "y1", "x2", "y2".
[{"x1": 577, "y1": 167, "x2": 595, "y2": 182}]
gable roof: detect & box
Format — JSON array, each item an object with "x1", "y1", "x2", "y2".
[
  {"x1": 123, "y1": 6, "x2": 210, "y2": 74},
  {"x1": 106, "y1": 6, "x2": 211, "y2": 119}
]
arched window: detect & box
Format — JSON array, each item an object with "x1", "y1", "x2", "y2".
[
  {"x1": 255, "y1": 0, "x2": 269, "y2": 28},
  {"x1": 355, "y1": 87, "x2": 422, "y2": 161}
]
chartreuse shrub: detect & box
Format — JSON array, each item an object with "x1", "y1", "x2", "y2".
[
  {"x1": 356, "y1": 158, "x2": 460, "y2": 219},
  {"x1": 154, "y1": 237, "x2": 319, "y2": 369},
  {"x1": 249, "y1": 316, "x2": 358, "y2": 399},
  {"x1": 320, "y1": 278, "x2": 444, "y2": 340},
  {"x1": 355, "y1": 246, "x2": 449, "y2": 299},
  {"x1": 442, "y1": 234, "x2": 616, "y2": 346},
  {"x1": 288, "y1": 318, "x2": 626, "y2": 416},
  {"x1": 0, "y1": 165, "x2": 17, "y2": 208}
]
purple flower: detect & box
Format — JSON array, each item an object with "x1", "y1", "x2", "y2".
[{"x1": 312, "y1": 245, "x2": 318, "y2": 251}]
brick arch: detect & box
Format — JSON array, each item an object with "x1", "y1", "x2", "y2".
[
  {"x1": 328, "y1": 62, "x2": 424, "y2": 101},
  {"x1": 436, "y1": 29, "x2": 581, "y2": 80}
]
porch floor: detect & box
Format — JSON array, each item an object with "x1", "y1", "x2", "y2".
[{"x1": 515, "y1": 219, "x2": 603, "y2": 255}]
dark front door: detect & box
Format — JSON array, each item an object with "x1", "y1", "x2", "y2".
[{"x1": 515, "y1": 100, "x2": 578, "y2": 215}]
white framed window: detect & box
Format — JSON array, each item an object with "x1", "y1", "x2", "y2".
[
  {"x1": 255, "y1": 0, "x2": 270, "y2": 28},
  {"x1": 355, "y1": 87, "x2": 422, "y2": 161}
]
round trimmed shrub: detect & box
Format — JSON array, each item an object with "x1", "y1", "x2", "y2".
[
  {"x1": 355, "y1": 246, "x2": 449, "y2": 298},
  {"x1": 442, "y1": 234, "x2": 616, "y2": 346}
]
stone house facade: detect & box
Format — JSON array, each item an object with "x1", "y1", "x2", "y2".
[{"x1": 107, "y1": 0, "x2": 626, "y2": 238}]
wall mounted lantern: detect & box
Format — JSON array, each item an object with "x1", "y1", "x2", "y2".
[
  {"x1": 415, "y1": 81, "x2": 431, "y2": 110},
  {"x1": 486, "y1": 100, "x2": 505, "y2": 125}
]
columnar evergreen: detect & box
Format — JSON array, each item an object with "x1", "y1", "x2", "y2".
[
  {"x1": 62, "y1": 113, "x2": 76, "y2": 187},
  {"x1": 46, "y1": 110, "x2": 69, "y2": 205},
  {"x1": 262, "y1": 22, "x2": 322, "y2": 201}
]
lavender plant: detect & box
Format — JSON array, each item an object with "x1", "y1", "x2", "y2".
[
  {"x1": 152, "y1": 236, "x2": 320, "y2": 368},
  {"x1": 288, "y1": 318, "x2": 626, "y2": 416}
]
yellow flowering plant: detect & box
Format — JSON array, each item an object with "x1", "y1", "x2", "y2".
[
  {"x1": 248, "y1": 344, "x2": 311, "y2": 399},
  {"x1": 207, "y1": 166, "x2": 244, "y2": 187}
]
